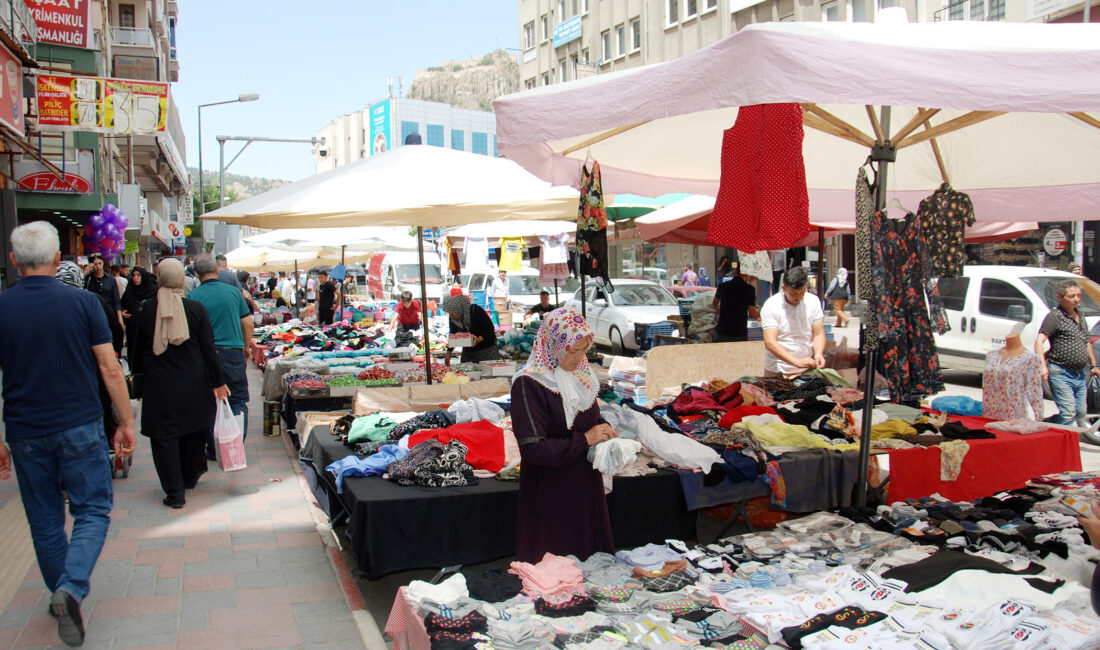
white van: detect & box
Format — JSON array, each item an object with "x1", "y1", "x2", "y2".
[
  {"x1": 467, "y1": 267, "x2": 551, "y2": 313},
  {"x1": 372, "y1": 251, "x2": 444, "y2": 303},
  {"x1": 934, "y1": 266, "x2": 1100, "y2": 372}
]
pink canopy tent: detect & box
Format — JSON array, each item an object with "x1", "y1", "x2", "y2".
[
  {"x1": 635, "y1": 195, "x2": 1037, "y2": 247},
  {"x1": 494, "y1": 20, "x2": 1100, "y2": 225}
]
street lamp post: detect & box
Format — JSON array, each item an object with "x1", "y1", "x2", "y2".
[{"x1": 197, "y1": 93, "x2": 259, "y2": 216}]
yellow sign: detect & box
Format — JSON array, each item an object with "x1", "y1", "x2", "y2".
[{"x1": 184, "y1": 227, "x2": 192, "y2": 236}]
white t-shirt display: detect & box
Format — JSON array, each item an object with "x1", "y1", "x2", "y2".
[
  {"x1": 539, "y1": 233, "x2": 570, "y2": 264},
  {"x1": 759, "y1": 291, "x2": 824, "y2": 374},
  {"x1": 465, "y1": 237, "x2": 489, "y2": 270}
]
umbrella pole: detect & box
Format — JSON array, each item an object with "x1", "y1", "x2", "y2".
[
  {"x1": 817, "y1": 228, "x2": 825, "y2": 297},
  {"x1": 418, "y1": 226, "x2": 433, "y2": 385},
  {"x1": 554, "y1": 278, "x2": 559, "y2": 305},
  {"x1": 856, "y1": 106, "x2": 895, "y2": 507},
  {"x1": 294, "y1": 259, "x2": 299, "y2": 320},
  {"x1": 339, "y1": 245, "x2": 346, "y2": 315}
]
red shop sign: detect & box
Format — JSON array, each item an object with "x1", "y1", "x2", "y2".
[{"x1": 18, "y1": 171, "x2": 91, "y2": 193}]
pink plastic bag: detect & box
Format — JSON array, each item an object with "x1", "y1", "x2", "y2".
[{"x1": 214, "y1": 399, "x2": 247, "y2": 472}]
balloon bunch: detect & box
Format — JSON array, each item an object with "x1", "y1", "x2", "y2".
[{"x1": 80, "y1": 204, "x2": 130, "y2": 261}]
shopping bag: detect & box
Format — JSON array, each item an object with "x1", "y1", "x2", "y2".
[
  {"x1": 214, "y1": 399, "x2": 248, "y2": 472},
  {"x1": 1088, "y1": 375, "x2": 1100, "y2": 414}
]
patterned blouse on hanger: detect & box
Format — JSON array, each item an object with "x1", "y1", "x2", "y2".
[{"x1": 982, "y1": 348, "x2": 1044, "y2": 421}]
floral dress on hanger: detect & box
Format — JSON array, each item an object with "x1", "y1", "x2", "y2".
[{"x1": 870, "y1": 210, "x2": 949, "y2": 402}]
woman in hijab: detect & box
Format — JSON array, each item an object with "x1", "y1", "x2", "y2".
[
  {"x1": 121, "y1": 266, "x2": 157, "y2": 361},
  {"x1": 824, "y1": 267, "x2": 850, "y2": 327},
  {"x1": 131, "y1": 259, "x2": 229, "y2": 508},
  {"x1": 510, "y1": 307, "x2": 618, "y2": 562},
  {"x1": 271, "y1": 289, "x2": 290, "y2": 309},
  {"x1": 698, "y1": 267, "x2": 712, "y2": 287},
  {"x1": 443, "y1": 294, "x2": 500, "y2": 363}
]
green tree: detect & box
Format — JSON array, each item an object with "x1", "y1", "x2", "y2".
[{"x1": 189, "y1": 185, "x2": 243, "y2": 246}]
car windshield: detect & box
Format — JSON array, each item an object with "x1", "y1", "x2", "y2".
[
  {"x1": 395, "y1": 264, "x2": 442, "y2": 284},
  {"x1": 612, "y1": 285, "x2": 677, "y2": 307},
  {"x1": 1020, "y1": 276, "x2": 1100, "y2": 317},
  {"x1": 551, "y1": 277, "x2": 581, "y2": 294},
  {"x1": 509, "y1": 275, "x2": 543, "y2": 294}
]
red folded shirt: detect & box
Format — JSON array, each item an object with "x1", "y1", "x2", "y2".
[
  {"x1": 408, "y1": 420, "x2": 505, "y2": 472},
  {"x1": 718, "y1": 405, "x2": 780, "y2": 429}
]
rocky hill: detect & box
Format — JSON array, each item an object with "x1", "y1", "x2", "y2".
[
  {"x1": 186, "y1": 167, "x2": 289, "y2": 200},
  {"x1": 408, "y1": 50, "x2": 520, "y2": 112}
]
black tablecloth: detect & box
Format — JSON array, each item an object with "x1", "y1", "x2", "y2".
[{"x1": 302, "y1": 426, "x2": 697, "y2": 579}]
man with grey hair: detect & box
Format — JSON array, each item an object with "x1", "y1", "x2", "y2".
[
  {"x1": 188, "y1": 253, "x2": 253, "y2": 458},
  {"x1": 215, "y1": 253, "x2": 243, "y2": 290},
  {"x1": 0, "y1": 221, "x2": 136, "y2": 647},
  {"x1": 1035, "y1": 278, "x2": 1100, "y2": 426}
]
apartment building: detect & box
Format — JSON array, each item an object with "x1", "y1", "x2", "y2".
[
  {"x1": 1, "y1": 0, "x2": 188, "y2": 287},
  {"x1": 315, "y1": 98, "x2": 497, "y2": 174}
]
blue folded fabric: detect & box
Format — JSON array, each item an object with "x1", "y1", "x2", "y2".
[{"x1": 326, "y1": 445, "x2": 407, "y2": 493}]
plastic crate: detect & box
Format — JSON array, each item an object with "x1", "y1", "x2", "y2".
[{"x1": 633, "y1": 321, "x2": 675, "y2": 350}]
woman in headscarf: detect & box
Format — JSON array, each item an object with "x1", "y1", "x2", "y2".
[
  {"x1": 121, "y1": 266, "x2": 157, "y2": 361},
  {"x1": 131, "y1": 259, "x2": 229, "y2": 508},
  {"x1": 271, "y1": 288, "x2": 290, "y2": 309},
  {"x1": 824, "y1": 267, "x2": 850, "y2": 328},
  {"x1": 510, "y1": 307, "x2": 618, "y2": 562},
  {"x1": 698, "y1": 267, "x2": 712, "y2": 287},
  {"x1": 443, "y1": 294, "x2": 500, "y2": 363}
]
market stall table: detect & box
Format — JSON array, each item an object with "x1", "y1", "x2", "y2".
[
  {"x1": 886, "y1": 415, "x2": 1082, "y2": 503},
  {"x1": 301, "y1": 426, "x2": 697, "y2": 579}
]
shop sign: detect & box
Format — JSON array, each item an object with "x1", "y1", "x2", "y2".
[
  {"x1": 17, "y1": 171, "x2": 90, "y2": 193},
  {"x1": 167, "y1": 222, "x2": 181, "y2": 238},
  {"x1": 26, "y1": 0, "x2": 93, "y2": 49},
  {"x1": 1025, "y1": 0, "x2": 1078, "y2": 20},
  {"x1": 36, "y1": 74, "x2": 168, "y2": 135},
  {"x1": 0, "y1": 43, "x2": 24, "y2": 135},
  {"x1": 522, "y1": 48, "x2": 536, "y2": 64},
  {"x1": 553, "y1": 15, "x2": 581, "y2": 48},
  {"x1": 1044, "y1": 228, "x2": 1068, "y2": 256}
]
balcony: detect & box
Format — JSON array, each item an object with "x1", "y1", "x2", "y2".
[
  {"x1": 0, "y1": 0, "x2": 36, "y2": 62},
  {"x1": 112, "y1": 26, "x2": 154, "y2": 47}
]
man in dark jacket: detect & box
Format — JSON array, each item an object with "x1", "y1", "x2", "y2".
[{"x1": 82, "y1": 255, "x2": 122, "y2": 330}]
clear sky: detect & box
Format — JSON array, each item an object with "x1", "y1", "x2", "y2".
[{"x1": 174, "y1": 1, "x2": 519, "y2": 183}]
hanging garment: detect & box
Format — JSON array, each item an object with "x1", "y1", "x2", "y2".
[
  {"x1": 708, "y1": 104, "x2": 810, "y2": 253},
  {"x1": 499, "y1": 237, "x2": 524, "y2": 272},
  {"x1": 919, "y1": 183, "x2": 976, "y2": 279},
  {"x1": 982, "y1": 348, "x2": 1044, "y2": 421},
  {"x1": 855, "y1": 167, "x2": 880, "y2": 353},
  {"x1": 736, "y1": 250, "x2": 773, "y2": 283},
  {"x1": 577, "y1": 161, "x2": 612, "y2": 289},
  {"x1": 870, "y1": 210, "x2": 949, "y2": 402},
  {"x1": 446, "y1": 241, "x2": 462, "y2": 276},
  {"x1": 464, "y1": 236, "x2": 490, "y2": 269},
  {"x1": 539, "y1": 232, "x2": 571, "y2": 283}
]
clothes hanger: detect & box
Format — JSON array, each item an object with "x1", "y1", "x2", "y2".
[{"x1": 582, "y1": 148, "x2": 594, "y2": 169}]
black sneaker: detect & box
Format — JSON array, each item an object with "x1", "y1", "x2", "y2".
[{"x1": 49, "y1": 589, "x2": 85, "y2": 647}]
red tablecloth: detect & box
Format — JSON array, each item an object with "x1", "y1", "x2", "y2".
[
  {"x1": 385, "y1": 587, "x2": 430, "y2": 650},
  {"x1": 886, "y1": 415, "x2": 1081, "y2": 503}
]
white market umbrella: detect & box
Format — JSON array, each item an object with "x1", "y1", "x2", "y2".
[
  {"x1": 243, "y1": 227, "x2": 424, "y2": 253},
  {"x1": 201, "y1": 145, "x2": 580, "y2": 228},
  {"x1": 224, "y1": 245, "x2": 377, "y2": 273},
  {"x1": 494, "y1": 20, "x2": 1100, "y2": 224}
]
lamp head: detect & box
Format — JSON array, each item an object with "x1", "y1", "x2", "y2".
[{"x1": 238, "y1": 93, "x2": 260, "y2": 102}]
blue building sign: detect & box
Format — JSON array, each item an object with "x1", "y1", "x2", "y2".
[{"x1": 553, "y1": 15, "x2": 582, "y2": 48}]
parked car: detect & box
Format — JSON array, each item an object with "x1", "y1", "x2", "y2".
[
  {"x1": 564, "y1": 279, "x2": 681, "y2": 354},
  {"x1": 934, "y1": 266, "x2": 1100, "y2": 372},
  {"x1": 668, "y1": 285, "x2": 716, "y2": 300}
]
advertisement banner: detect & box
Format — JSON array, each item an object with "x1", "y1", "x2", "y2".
[
  {"x1": 0, "y1": 43, "x2": 23, "y2": 135},
  {"x1": 27, "y1": 0, "x2": 93, "y2": 49},
  {"x1": 37, "y1": 74, "x2": 168, "y2": 134},
  {"x1": 369, "y1": 99, "x2": 391, "y2": 156}
]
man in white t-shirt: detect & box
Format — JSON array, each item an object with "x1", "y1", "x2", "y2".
[
  {"x1": 759, "y1": 266, "x2": 825, "y2": 377},
  {"x1": 305, "y1": 275, "x2": 318, "y2": 303}
]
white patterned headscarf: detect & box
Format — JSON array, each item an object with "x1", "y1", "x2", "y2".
[{"x1": 513, "y1": 307, "x2": 597, "y2": 428}]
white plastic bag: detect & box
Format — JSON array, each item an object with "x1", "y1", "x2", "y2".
[{"x1": 214, "y1": 398, "x2": 247, "y2": 472}]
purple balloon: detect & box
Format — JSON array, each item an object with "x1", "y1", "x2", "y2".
[
  {"x1": 101, "y1": 203, "x2": 119, "y2": 219},
  {"x1": 102, "y1": 252, "x2": 115, "y2": 261},
  {"x1": 88, "y1": 213, "x2": 105, "y2": 230},
  {"x1": 81, "y1": 234, "x2": 95, "y2": 249},
  {"x1": 98, "y1": 237, "x2": 115, "y2": 250},
  {"x1": 100, "y1": 223, "x2": 119, "y2": 240},
  {"x1": 117, "y1": 214, "x2": 130, "y2": 229}
]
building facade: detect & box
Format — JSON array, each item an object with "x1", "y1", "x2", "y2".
[
  {"x1": 1, "y1": 0, "x2": 188, "y2": 289},
  {"x1": 315, "y1": 97, "x2": 497, "y2": 174}
]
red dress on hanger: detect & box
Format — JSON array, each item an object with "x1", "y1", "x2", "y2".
[{"x1": 707, "y1": 103, "x2": 810, "y2": 253}]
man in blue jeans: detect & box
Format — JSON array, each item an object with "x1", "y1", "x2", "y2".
[
  {"x1": 189, "y1": 254, "x2": 253, "y2": 459},
  {"x1": 0, "y1": 222, "x2": 136, "y2": 647},
  {"x1": 1036, "y1": 279, "x2": 1100, "y2": 426}
]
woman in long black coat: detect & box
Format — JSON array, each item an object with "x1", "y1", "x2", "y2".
[
  {"x1": 121, "y1": 266, "x2": 157, "y2": 361},
  {"x1": 132, "y1": 259, "x2": 228, "y2": 508},
  {"x1": 510, "y1": 307, "x2": 618, "y2": 562}
]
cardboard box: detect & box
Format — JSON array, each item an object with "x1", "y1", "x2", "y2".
[
  {"x1": 480, "y1": 361, "x2": 518, "y2": 376},
  {"x1": 492, "y1": 296, "x2": 509, "y2": 312},
  {"x1": 448, "y1": 333, "x2": 476, "y2": 348},
  {"x1": 497, "y1": 311, "x2": 514, "y2": 326}
]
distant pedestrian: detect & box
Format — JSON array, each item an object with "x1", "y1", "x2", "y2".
[
  {"x1": 132, "y1": 259, "x2": 229, "y2": 508},
  {"x1": 1036, "y1": 279, "x2": 1100, "y2": 426},
  {"x1": 824, "y1": 267, "x2": 851, "y2": 328},
  {"x1": 0, "y1": 221, "x2": 136, "y2": 647},
  {"x1": 317, "y1": 270, "x2": 340, "y2": 325},
  {"x1": 215, "y1": 254, "x2": 243, "y2": 289},
  {"x1": 188, "y1": 254, "x2": 253, "y2": 459},
  {"x1": 697, "y1": 267, "x2": 711, "y2": 287},
  {"x1": 82, "y1": 254, "x2": 123, "y2": 333},
  {"x1": 109, "y1": 263, "x2": 128, "y2": 297},
  {"x1": 121, "y1": 266, "x2": 157, "y2": 361},
  {"x1": 681, "y1": 265, "x2": 698, "y2": 286}
]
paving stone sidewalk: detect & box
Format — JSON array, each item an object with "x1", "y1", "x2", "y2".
[{"x1": 0, "y1": 365, "x2": 381, "y2": 649}]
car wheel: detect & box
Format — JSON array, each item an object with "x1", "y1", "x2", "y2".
[{"x1": 610, "y1": 327, "x2": 625, "y2": 356}]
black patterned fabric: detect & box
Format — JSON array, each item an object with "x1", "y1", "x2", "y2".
[
  {"x1": 640, "y1": 571, "x2": 695, "y2": 593},
  {"x1": 387, "y1": 409, "x2": 454, "y2": 441},
  {"x1": 918, "y1": 183, "x2": 975, "y2": 279},
  {"x1": 856, "y1": 167, "x2": 879, "y2": 351},
  {"x1": 385, "y1": 439, "x2": 477, "y2": 487},
  {"x1": 534, "y1": 594, "x2": 596, "y2": 617}
]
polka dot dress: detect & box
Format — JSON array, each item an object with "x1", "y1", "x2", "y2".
[{"x1": 707, "y1": 103, "x2": 811, "y2": 254}]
